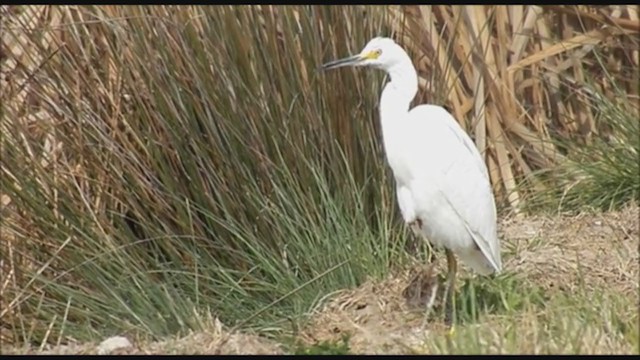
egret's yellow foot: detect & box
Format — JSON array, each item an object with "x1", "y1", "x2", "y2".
[{"x1": 447, "y1": 324, "x2": 456, "y2": 337}]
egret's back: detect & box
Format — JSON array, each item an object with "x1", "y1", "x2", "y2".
[{"x1": 386, "y1": 104, "x2": 502, "y2": 274}]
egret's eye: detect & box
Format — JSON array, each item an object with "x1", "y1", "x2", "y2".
[{"x1": 365, "y1": 49, "x2": 382, "y2": 60}]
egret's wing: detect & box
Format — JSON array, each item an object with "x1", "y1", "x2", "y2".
[
  {"x1": 439, "y1": 110, "x2": 489, "y2": 181},
  {"x1": 438, "y1": 186, "x2": 502, "y2": 272},
  {"x1": 405, "y1": 105, "x2": 502, "y2": 271}
]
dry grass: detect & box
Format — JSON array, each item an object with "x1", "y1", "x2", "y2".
[
  {"x1": 4, "y1": 318, "x2": 285, "y2": 355},
  {"x1": 504, "y1": 204, "x2": 638, "y2": 296}
]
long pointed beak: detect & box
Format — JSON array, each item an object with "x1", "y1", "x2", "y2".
[{"x1": 321, "y1": 54, "x2": 363, "y2": 71}]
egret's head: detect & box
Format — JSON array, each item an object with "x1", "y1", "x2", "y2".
[{"x1": 322, "y1": 37, "x2": 408, "y2": 72}]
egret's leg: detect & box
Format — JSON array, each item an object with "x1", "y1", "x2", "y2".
[
  {"x1": 427, "y1": 245, "x2": 435, "y2": 264},
  {"x1": 444, "y1": 248, "x2": 457, "y2": 336}
]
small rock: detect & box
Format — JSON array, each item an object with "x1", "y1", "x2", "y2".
[{"x1": 97, "y1": 336, "x2": 132, "y2": 355}]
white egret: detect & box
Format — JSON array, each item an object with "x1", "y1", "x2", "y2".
[{"x1": 322, "y1": 37, "x2": 502, "y2": 333}]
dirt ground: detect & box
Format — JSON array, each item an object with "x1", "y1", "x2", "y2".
[
  {"x1": 3, "y1": 205, "x2": 638, "y2": 355},
  {"x1": 298, "y1": 205, "x2": 639, "y2": 354}
]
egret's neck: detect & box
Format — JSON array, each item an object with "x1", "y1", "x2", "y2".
[{"x1": 379, "y1": 60, "x2": 418, "y2": 132}]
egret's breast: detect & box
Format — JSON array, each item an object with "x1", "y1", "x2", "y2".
[{"x1": 381, "y1": 126, "x2": 415, "y2": 186}]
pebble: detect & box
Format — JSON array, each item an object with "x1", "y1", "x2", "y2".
[{"x1": 97, "y1": 336, "x2": 133, "y2": 355}]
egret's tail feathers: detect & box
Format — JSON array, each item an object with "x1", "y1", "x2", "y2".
[
  {"x1": 458, "y1": 248, "x2": 499, "y2": 275},
  {"x1": 462, "y1": 220, "x2": 502, "y2": 274}
]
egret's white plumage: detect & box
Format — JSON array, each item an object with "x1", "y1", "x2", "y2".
[{"x1": 322, "y1": 36, "x2": 503, "y2": 330}]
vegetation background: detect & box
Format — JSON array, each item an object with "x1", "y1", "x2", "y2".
[{"x1": 1, "y1": 5, "x2": 638, "y2": 354}]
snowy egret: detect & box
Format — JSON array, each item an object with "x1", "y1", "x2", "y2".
[{"x1": 322, "y1": 37, "x2": 502, "y2": 333}]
